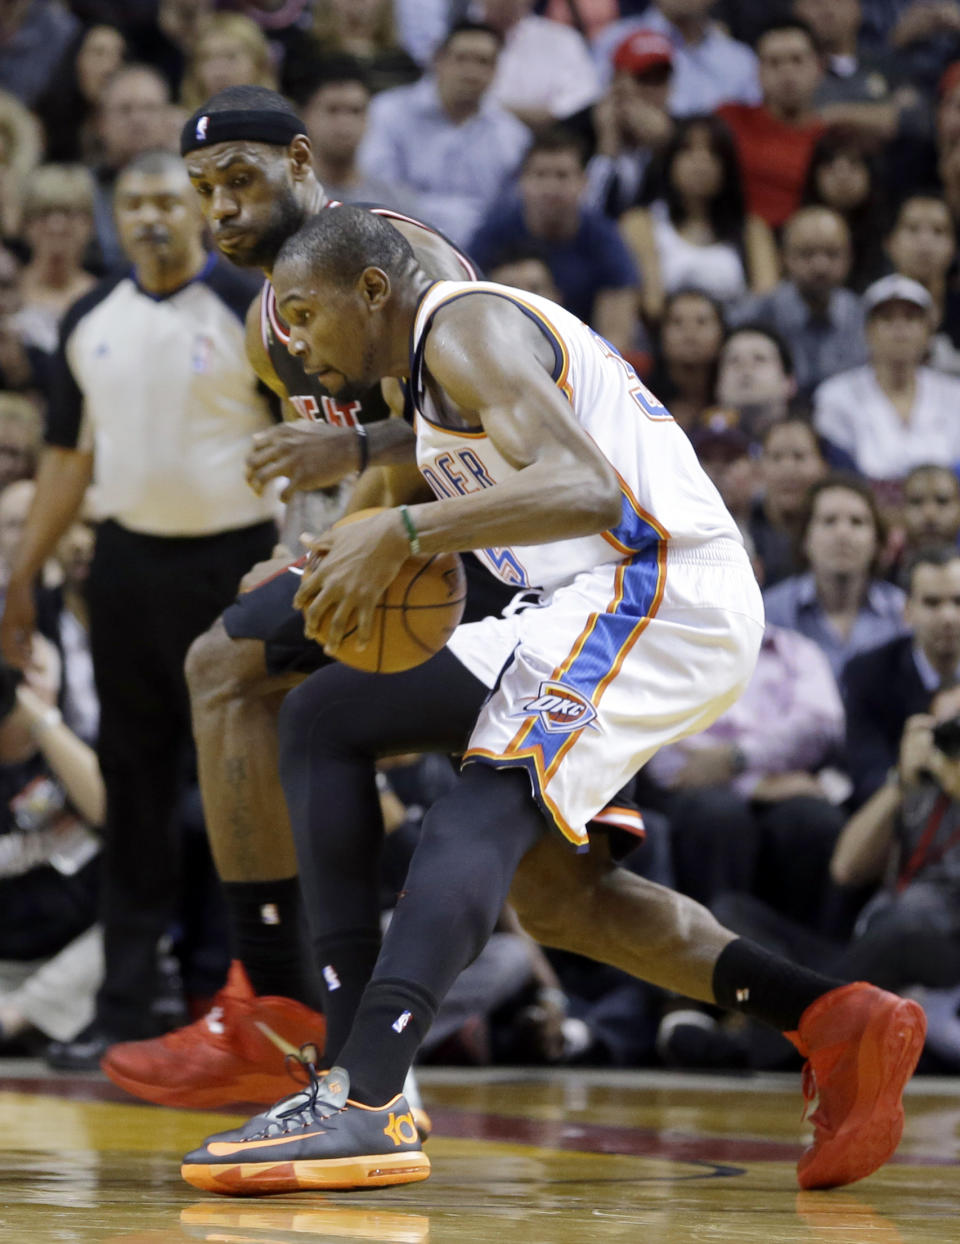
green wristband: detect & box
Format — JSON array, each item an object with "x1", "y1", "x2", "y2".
[{"x1": 399, "y1": 505, "x2": 421, "y2": 555}]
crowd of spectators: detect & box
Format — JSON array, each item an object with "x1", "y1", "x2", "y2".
[{"x1": 1, "y1": 0, "x2": 960, "y2": 1075}]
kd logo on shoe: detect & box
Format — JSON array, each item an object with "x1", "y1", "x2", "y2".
[
  {"x1": 516, "y1": 680, "x2": 598, "y2": 734},
  {"x1": 383, "y1": 1112, "x2": 419, "y2": 1146}
]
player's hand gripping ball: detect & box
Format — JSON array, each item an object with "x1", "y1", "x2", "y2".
[{"x1": 298, "y1": 508, "x2": 466, "y2": 673}]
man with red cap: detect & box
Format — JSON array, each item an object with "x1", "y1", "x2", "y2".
[{"x1": 585, "y1": 29, "x2": 675, "y2": 215}]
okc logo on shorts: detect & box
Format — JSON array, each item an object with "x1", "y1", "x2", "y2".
[
  {"x1": 517, "y1": 680, "x2": 598, "y2": 734},
  {"x1": 195, "y1": 115, "x2": 210, "y2": 141}
]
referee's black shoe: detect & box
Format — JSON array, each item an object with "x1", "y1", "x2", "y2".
[
  {"x1": 46, "y1": 1021, "x2": 120, "y2": 1071},
  {"x1": 180, "y1": 1065, "x2": 431, "y2": 1195}
]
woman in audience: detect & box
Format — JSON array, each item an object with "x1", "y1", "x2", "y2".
[
  {"x1": 620, "y1": 114, "x2": 779, "y2": 324},
  {"x1": 763, "y1": 474, "x2": 906, "y2": 680},
  {"x1": 306, "y1": 0, "x2": 420, "y2": 96},
  {"x1": 17, "y1": 165, "x2": 96, "y2": 356},
  {"x1": 0, "y1": 89, "x2": 42, "y2": 240},
  {"x1": 802, "y1": 133, "x2": 887, "y2": 291},
  {"x1": 646, "y1": 289, "x2": 726, "y2": 431},
  {"x1": 0, "y1": 632, "x2": 103, "y2": 1053},
  {"x1": 180, "y1": 14, "x2": 277, "y2": 113},
  {"x1": 749, "y1": 419, "x2": 827, "y2": 587},
  {"x1": 34, "y1": 25, "x2": 127, "y2": 164},
  {"x1": 885, "y1": 191, "x2": 960, "y2": 374}
]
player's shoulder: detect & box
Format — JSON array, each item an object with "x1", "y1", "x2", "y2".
[{"x1": 197, "y1": 253, "x2": 265, "y2": 323}]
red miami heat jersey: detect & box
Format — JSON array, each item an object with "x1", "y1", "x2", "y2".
[{"x1": 260, "y1": 202, "x2": 477, "y2": 428}]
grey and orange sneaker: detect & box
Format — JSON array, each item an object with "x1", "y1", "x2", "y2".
[
  {"x1": 785, "y1": 981, "x2": 926, "y2": 1190},
  {"x1": 180, "y1": 1065, "x2": 430, "y2": 1195}
]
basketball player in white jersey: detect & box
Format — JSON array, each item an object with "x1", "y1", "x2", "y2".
[{"x1": 181, "y1": 206, "x2": 926, "y2": 1198}]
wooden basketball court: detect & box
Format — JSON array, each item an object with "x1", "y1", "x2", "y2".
[{"x1": 1, "y1": 1062, "x2": 957, "y2": 1242}]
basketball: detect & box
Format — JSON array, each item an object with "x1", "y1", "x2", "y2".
[{"x1": 314, "y1": 508, "x2": 467, "y2": 673}]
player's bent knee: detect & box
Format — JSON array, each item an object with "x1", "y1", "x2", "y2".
[
  {"x1": 509, "y1": 840, "x2": 607, "y2": 946},
  {"x1": 185, "y1": 618, "x2": 269, "y2": 708}
]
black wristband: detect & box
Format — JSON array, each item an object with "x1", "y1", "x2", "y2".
[{"x1": 356, "y1": 424, "x2": 369, "y2": 473}]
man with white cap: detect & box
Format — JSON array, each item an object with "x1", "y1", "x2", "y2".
[{"x1": 813, "y1": 273, "x2": 960, "y2": 494}]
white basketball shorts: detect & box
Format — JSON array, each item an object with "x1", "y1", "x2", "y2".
[{"x1": 447, "y1": 537, "x2": 765, "y2": 849}]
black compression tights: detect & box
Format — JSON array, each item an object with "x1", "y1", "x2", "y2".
[{"x1": 277, "y1": 648, "x2": 547, "y2": 1070}]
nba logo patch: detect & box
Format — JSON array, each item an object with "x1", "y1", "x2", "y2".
[
  {"x1": 517, "y1": 680, "x2": 599, "y2": 735},
  {"x1": 191, "y1": 334, "x2": 213, "y2": 373},
  {"x1": 195, "y1": 115, "x2": 209, "y2": 141}
]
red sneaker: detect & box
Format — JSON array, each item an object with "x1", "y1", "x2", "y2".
[
  {"x1": 785, "y1": 981, "x2": 926, "y2": 1190},
  {"x1": 101, "y1": 961, "x2": 326, "y2": 1110}
]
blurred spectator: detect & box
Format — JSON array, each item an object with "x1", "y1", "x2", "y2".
[
  {"x1": 487, "y1": 246, "x2": 563, "y2": 302},
  {"x1": 299, "y1": 0, "x2": 420, "y2": 97},
  {"x1": 715, "y1": 323, "x2": 797, "y2": 441},
  {"x1": 718, "y1": 18, "x2": 826, "y2": 229},
  {"x1": 796, "y1": 0, "x2": 925, "y2": 146},
  {"x1": 123, "y1": 0, "x2": 217, "y2": 100},
  {"x1": 714, "y1": 0, "x2": 795, "y2": 43},
  {"x1": 546, "y1": 0, "x2": 622, "y2": 43},
  {"x1": 903, "y1": 464, "x2": 960, "y2": 553},
  {"x1": 646, "y1": 288, "x2": 725, "y2": 429},
  {"x1": 0, "y1": 396, "x2": 40, "y2": 496},
  {"x1": 0, "y1": 479, "x2": 35, "y2": 597},
  {"x1": 34, "y1": 24, "x2": 128, "y2": 164},
  {"x1": 646, "y1": 622, "x2": 846, "y2": 923},
  {"x1": 0, "y1": 151, "x2": 277, "y2": 1065},
  {"x1": 690, "y1": 414, "x2": 756, "y2": 551},
  {"x1": 583, "y1": 30, "x2": 675, "y2": 217},
  {"x1": 801, "y1": 132, "x2": 888, "y2": 290},
  {"x1": 0, "y1": 0, "x2": 79, "y2": 108},
  {"x1": 358, "y1": 21, "x2": 530, "y2": 247},
  {"x1": 17, "y1": 166, "x2": 97, "y2": 356},
  {"x1": 0, "y1": 247, "x2": 48, "y2": 398},
  {"x1": 469, "y1": 128, "x2": 641, "y2": 357},
  {"x1": 0, "y1": 634, "x2": 104, "y2": 1050},
  {"x1": 827, "y1": 680, "x2": 960, "y2": 993},
  {"x1": 298, "y1": 59, "x2": 420, "y2": 213},
  {"x1": 813, "y1": 274, "x2": 960, "y2": 489},
  {"x1": 91, "y1": 65, "x2": 175, "y2": 271},
  {"x1": 392, "y1": 0, "x2": 452, "y2": 67},
  {"x1": 749, "y1": 418, "x2": 828, "y2": 587},
  {"x1": 180, "y1": 13, "x2": 277, "y2": 113},
  {"x1": 621, "y1": 113, "x2": 779, "y2": 323},
  {"x1": 843, "y1": 545, "x2": 960, "y2": 806},
  {"x1": 0, "y1": 88, "x2": 42, "y2": 238},
  {"x1": 49, "y1": 521, "x2": 97, "y2": 747},
  {"x1": 887, "y1": 463, "x2": 960, "y2": 586},
  {"x1": 475, "y1": 0, "x2": 602, "y2": 129},
  {"x1": 882, "y1": 0, "x2": 960, "y2": 98},
  {"x1": 733, "y1": 206, "x2": 867, "y2": 400},
  {"x1": 593, "y1": 1, "x2": 761, "y2": 116},
  {"x1": 884, "y1": 191, "x2": 960, "y2": 374},
  {"x1": 763, "y1": 473, "x2": 906, "y2": 680}
]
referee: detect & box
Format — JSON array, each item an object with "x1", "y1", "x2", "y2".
[{"x1": 0, "y1": 149, "x2": 278, "y2": 1065}]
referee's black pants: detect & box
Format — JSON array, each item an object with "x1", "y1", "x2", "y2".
[{"x1": 88, "y1": 518, "x2": 275, "y2": 1038}]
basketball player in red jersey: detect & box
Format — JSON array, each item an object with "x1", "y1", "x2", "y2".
[{"x1": 100, "y1": 86, "x2": 640, "y2": 1113}]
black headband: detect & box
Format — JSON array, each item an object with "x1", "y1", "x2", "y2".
[{"x1": 180, "y1": 108, "x2": 304, "y2": 156}]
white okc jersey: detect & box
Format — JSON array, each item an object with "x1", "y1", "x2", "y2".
[
  {"x1": 411, "y1": 280, "x2": 741, "y2": 592},
  {"x1": 408, "y1": 280, "x2": 763, "y2": 849}
]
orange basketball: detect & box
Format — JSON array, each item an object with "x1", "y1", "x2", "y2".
[{"x1": 315, "y1": 508, "x2": 466, "y2": 673}]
